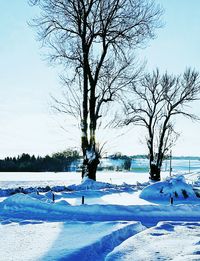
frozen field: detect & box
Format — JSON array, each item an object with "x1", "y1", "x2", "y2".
[
  {"x1": 0, "y1": 171, "x2": 150, "y2": 188},
  {"x1": 0, "y1": 167, "x2": 200, "y2": 260}
]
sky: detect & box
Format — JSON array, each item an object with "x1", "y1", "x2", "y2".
[{"x1": 0, "y1": 0, "x2": 200, "y2": 158}]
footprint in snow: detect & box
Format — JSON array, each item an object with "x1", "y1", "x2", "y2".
[{"x1": 150, "y1": 233, "x2": 165, "y2": 236}]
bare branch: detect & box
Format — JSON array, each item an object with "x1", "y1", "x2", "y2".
[
  {"x1": 29, "y1": 0, "x2": 163, "y2": 179},
  {"x1": 122, "y1": 68, "x2": 200, "y2": 180}
]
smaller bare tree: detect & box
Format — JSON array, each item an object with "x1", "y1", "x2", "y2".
[{"x1": 123, "y1": 68, "x2": 200, "y2": 181}]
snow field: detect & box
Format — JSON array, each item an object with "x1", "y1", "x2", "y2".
[
  {"x1": 0, "y1": 171, "x2": 200, "y2": 260},
  {"x1": 0, "y1": 171, "x2": 150, "y2": 189}
]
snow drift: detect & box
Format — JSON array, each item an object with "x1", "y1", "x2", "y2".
[
  {"x1": 1, "y1": 193, "x2": 200, "y2": 226},
  {"x1": 105, "y1": 221, "x2": 200, "y2": 261},
  {"x1": 140, "y1": 175, "x2": 197, "y2": 202},
  {"x1": 0, "y1": 221, "x2": 145, "y2": 261}
]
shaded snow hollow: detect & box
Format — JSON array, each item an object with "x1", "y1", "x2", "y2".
[{"x1": 140, "y1": 175, "x2": 197, "y2": 203}]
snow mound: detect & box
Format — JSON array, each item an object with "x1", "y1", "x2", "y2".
[
  {"x1": 67, "y1": 177, "x2": 115, "y2": 191},
  {"x1": 2, "y1": 193, "x2": 53, "y2": 210},
  {"x1": 29, "y1": 192, "x2": 52, "y2": 203},
  {"x1": 140, "y1": 175, "x2": 197, "y2": 202},
  {"x1": 55, "y1": 200, "x2": 70, "y2": 206}
]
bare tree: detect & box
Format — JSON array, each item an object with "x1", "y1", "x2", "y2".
[
  {"x1": 123, "y1": 68, "x2": 200, "y2": 181},
  {"x1": 29, "y1": 0, "x2": 162, "y2": 180}
]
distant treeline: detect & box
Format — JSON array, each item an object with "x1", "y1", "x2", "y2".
[
  {"x1": 108, "y1": 153, "x2": 147, "y2": 160},
  {"x1": 0, "y1": 150, "x2": 80, "y2": 172},
  {"x1": 0, "y1": 150, "x2": 198, "y2": 172},
  {"x1": 0, "y1": 151, "x2": 140, "y2": 172}
]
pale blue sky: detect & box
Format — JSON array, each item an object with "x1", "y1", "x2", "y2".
[{"x1": 0, "y1": 0, "x2": 200, "y2": 158}]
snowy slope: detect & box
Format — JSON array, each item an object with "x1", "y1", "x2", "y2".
[
  {"x1": 0, "y1": 221, "x2": 144, "y2": 261},
  {"x1": 106, "y1": 221, "x2": 200, "y2": 261}
]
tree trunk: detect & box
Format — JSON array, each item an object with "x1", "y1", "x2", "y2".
[
  {"x1": 149, "y1": 163, "x2": 161, "y2": 181},
  {"x1": 82, "y1": 148, "x2": 100, "y2": 181}
]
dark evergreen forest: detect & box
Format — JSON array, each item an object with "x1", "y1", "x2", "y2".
[{"x1": 0, "y1": 150, "x2": 80, "y2": 172}]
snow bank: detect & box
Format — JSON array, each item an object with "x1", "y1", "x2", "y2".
[
  {"x1": 1, "y1": 193, "x2": 200, "y2": 225},
  {"x1": 0, "y1": 185, "x2": 70, "y2": 197},
  {"x1": 140, "y1": 175, "x2": 198, "y2": 202},
  {"x1": 106, "y1": 221, "x2": 200, "y2": 261},
  {"x1": 1, "y1": 193, "x2": 70, "y2": 216},
  {"x1": 67, "y1": 177, "x2": 115, "y2": 191},
  {"x1": 2, "y1": 193, "x2": 53, "y2": 209},
  {"x1": 52, "y1": 221, "x2": 145, "y2": 261},
  {"x1": 0, "y1": 179, "x2": 136, "y2": 198}
]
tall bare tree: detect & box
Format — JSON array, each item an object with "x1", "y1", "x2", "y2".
[
  {"x1": 124, "y1": 68, "x2": 200, "y2": 181},
  {"x1": 29, "y1": 0, "x2": 162, "y2": 180}
]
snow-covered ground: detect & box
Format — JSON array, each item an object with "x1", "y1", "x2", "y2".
[
  {"x1": 106, "y1": 221, "x2": 200, "y2": 261},
  {"x1": 0, "y1": 220, "x2": 144, "y2": 261},
  {"x1": 0, "y1": 169, "x2": 200, "y2": 260},
  {"x1": 0, "y1": 171, "x2": 150, "y2": 189}
]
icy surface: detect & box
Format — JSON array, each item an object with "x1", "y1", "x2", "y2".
[{"x1": 106, "y1": 221, "x2": 200, "y2": 261}]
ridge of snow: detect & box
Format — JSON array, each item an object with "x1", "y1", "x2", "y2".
[
  {"x1": 47, "y1": 221, "x2": 145, "y2": 261},
  {"x1": 1, "y1": 193, "x2": 200, "y2": 226},
  {"x1": 105, "y1": 221, "x2": 200, "y2": 261}
]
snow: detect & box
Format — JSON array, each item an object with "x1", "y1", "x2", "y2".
[
  {"x1": 106, "y1": 221, "x2": 200, "y2": 261},
  {"x1": 68, "y1": 176, "x2": 115, "y2": 190},
  {"x1": 86, "y1": 148, "x2": 96, "y2": 162},
  {"x1": 0, "y1": 221, "x2": 144, "y2": 261},
  {"x1": 1, "y1": 193, "x2": 200, "y2": 226},
  {"x1": 0, "y1": 171, "x2": 151, "y2": 189},
  {"x1": 101, "y1": 191, "x2": 152, "y2": 206},
  {"x1": 0, "y1": 168, "x2": 200, "y2": 260},
  {"x1": 140, "y1": 175, "x2": 198, "y2": 203}
]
